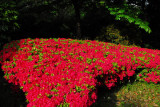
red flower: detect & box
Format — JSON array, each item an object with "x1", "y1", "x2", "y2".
[{"x1": 1, "y1": 38, "x2": 160, "y2": 106}]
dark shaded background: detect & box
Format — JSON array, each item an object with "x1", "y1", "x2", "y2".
[{"x1": 0, "y1": 0, "x2": 160, "y2": 50}]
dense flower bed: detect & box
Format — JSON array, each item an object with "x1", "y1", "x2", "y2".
[{"x1": 0, "y1": 38, "x2": 160, "y2": 107}]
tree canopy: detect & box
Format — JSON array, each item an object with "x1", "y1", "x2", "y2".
[{"x1": 0, "y1": 0, "x2": 160, "y2": 49}]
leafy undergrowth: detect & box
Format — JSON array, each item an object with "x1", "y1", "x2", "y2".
[
  {"x1": 0, "y1": 38, "x2": 160, "y2": 107},
  {"x1": 0, "y1": 70, "x2": 26, "y2": 107}
]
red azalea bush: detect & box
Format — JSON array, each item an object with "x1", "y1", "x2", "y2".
[{"x1": 0, "y1": 38, "x2": 160, "y2": 107}]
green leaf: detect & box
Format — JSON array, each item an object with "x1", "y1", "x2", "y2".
[
  {"x1": 28, "y1": 55, "x2": 33, "y2": 61},
  {"x1": 20, "y1": 86, "x2": 23, "y2": 89},
  {"x1": 58, "y1": 102, "x2": 69, "y2": 107},
  {"x1": 128, "y1": 17, "x2": 135, "y2": 23},
  {"x1": 13, "y1": 15, "x2": 18, "y2": 20},
  {"x1": 117, "y1": 9, "x2": 125, "y2": 14},
  {"x1": 14, "y1": 22, "x2": 19, "y2": 28},
  {"x1": 141, "y1": 69, "x2": 148, "y2": 73},
  {"x1": 75, "y1": 85, "x2": 83, "y2": 92},
  {"x1": 99, "y1": 1, "x2": 105, "y2": 4},
  {"x1": 135, "y1": 20, "x2": 142, "y2": 25},
  {"x1": 115, "y1": 16, "x2": 121, "y2": 20},
  {"x1": 106, "y1": 4, "x2": 151, "y2": 33},
  {"x1": 80, "y1": 12, "x2": 85, "y2": 18},
  {"x1": 123, "y1": 15, "x2": 130, "y2": 19},
  {"x1": 51, "y1": 88, "x2": 58, "y2": 92},
  {"x1": 148, "y1": 28, "x2": 152, "y2": 34},
  {"x1": 110, "y1": 11, "x2": 117, "y2": 15},
  {"x1": 43, "y1": 1, "x2": 48, "y2": 5},
  {"x1": 112, "y1": 62, "x2": 118, "y2": 67},
  {"x1": 144, "y1": 27, "x2": 152, "y2": 34}
]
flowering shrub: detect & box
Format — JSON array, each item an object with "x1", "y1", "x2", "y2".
[{"x1": 0, "y1": 38, "x2": 160, "y2": 107}]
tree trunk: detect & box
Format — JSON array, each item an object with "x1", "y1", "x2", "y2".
[{"x1": 71, "y1": 0, "x2": 81, "y2": 39}]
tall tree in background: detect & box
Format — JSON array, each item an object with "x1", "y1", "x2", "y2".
[
  {"x1": 19, "y1": 0, "x2": 152, "y2": 36},
  {"x1": 1, "y1": 0, "x2": 156, "y2": 47}
]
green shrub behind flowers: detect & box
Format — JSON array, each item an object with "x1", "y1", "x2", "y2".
[{"x1": 0, "y1": 38, "x2": 160, "y2": 107}]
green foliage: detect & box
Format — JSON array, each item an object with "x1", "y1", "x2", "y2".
[
  {"x1": 0, "y1": 1, "x2": 19, "y2": 50},
  {"x1": 58, "y1": 102, "x2": 69, "y2": 107},
  {"x1": 86, "y1": 58, "x2": 92, "y2": 64},
  {"x1": 27, "y1": 55, "x2": 33, "y2": 61},
  {"x1": 0, "y1": 0, "x2": 153, "y2": 48},
  {"x1": 96, "y1": 24, "x2": 131, "y2": 45},
  {"x1": 107, "y1": 5, "x2": 151, "y2": 33},
  {"x1": 96, "y1": 24, "x2": 144, "y2": 47},
  {"x1": 0, "y1": 1, "x2": 19, "y2": 32},
  {"x1": 75, "y1": 85, "x2": 83, "y2": 92},
  {"x1": 99, "y1": 1, "x2": 151, "y2": 33},
  {"x1": 115, "y1": 81, "x2": 160, "y2": 106}
]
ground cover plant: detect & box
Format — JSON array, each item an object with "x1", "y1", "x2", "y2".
[
  {"x1": 0, "y1": 38, "x2": 160, "y2": 107},
  {"x1": 91, "y1": 81, "x2": 160, "y2": 107},
  {"x1": 115, "y1": 81, "x2": 160, "y2": 106}
]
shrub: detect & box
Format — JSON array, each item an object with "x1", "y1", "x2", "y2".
[{"x1": 0, "y1": 38, "x2": 160, "y2": 107}]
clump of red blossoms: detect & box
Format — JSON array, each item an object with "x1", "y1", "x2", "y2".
[{"x1": 0, "y1": 38, "x2": 160, "y2": 107}]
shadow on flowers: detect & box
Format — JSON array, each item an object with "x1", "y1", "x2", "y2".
[
  {"x1": 0, "y1": 66, "x2": 27, "y2": 107},
  {"x1": 91, "y1": 85, "x2": 118, "y2": 107},
  {"x1": 91, "y1": 74, "x2": 138, "y2": 107}
]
